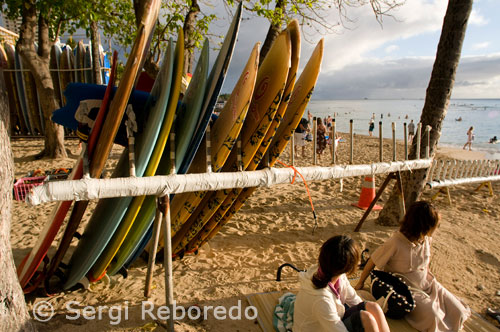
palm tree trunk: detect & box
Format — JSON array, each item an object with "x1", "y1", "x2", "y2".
[
  {"x1": 377, "y1": 0, "x2": 473, "y2": 226},
  {"x1": 0, "y1": 56, "x2": 34, "y2": 332},
  {"x1": 18, "y1": 0, "x2": 66, "y2": 158},
  {"x1": 90, "y1": 21, "x2": 102, "y2": 85},
  {"x1": 259, "y1": 0, "x2": 285, "y2": 64},
  {"x1": 183, "y1": 0, "x2": 200, "y2": 75}
]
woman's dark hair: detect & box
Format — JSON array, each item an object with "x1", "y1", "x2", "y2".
[
  {"x1": 312, "y1": 235, "x2": 360, "y2": 289},
  {"x1": 400, "y1": 201, "x2": 440, "y2": 242}
]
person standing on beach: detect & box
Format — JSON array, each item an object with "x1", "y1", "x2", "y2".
[
  {"x1": 408, "y1": 120, "x2": 415, "y2": 144},
  {"x1": 463, "y1": 126, "x2": 474, "y2": 151},
  {"x1": 355, "y1": 201, "x2": 471, "y2": 332},
  {"x1": 294, "y1": 117, "x2": 309, "y2": 158},
  {"x1": 316, "y1": 117, "x2": 327, "y2": 160},
  {"x1": 368, "y1": 118, "x2": 375, "y2": 137}
]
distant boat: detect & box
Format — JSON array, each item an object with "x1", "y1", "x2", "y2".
[{"x1": 455, "y1": 117, "x2": 462, "y2": 121}]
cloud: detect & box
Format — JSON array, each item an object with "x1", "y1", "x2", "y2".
[
  {"x1": 385, "y1": 45, "x2": 399, "y2": 54},
  {"x1": 312, "y1": 54, "x2": 500, "y2": 99},
  {"x1": 469, "y1": 9, "x2": 489, "y2": 26},
  {"x1": 471, "y1": 42, "x2": 490, "y2": 50}
]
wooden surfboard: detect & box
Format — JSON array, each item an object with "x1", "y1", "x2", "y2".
[
  {"x1": 50, "y1": 44, "x2": 64, "y2": 107},
  {"x1": 59, "y1": 45, "x2": 74, "y2": 105},
  {"x1": 1, "y1": 43, "x2": 26, "y2": 134},
  {"x1": 75, "y1": 41, "x2": 85, "y2": 83},
  {"x1": 13, "y1": 49, "x2": 32, "y2": 134},
  {"x1": 170, "y1": 29, "x2": 292, "y2": 253},
  {"x1": 20, "y1": 54, "x2": 43, "y2": 134},
  {"x1": 195, "y1": 38, "x2": 324, "y2": 250},
  {"x1": 184, "y1": 20, "x2": 302, "y2": 252},
  {"x1": 84, "y1": 44, "x2": 93, "y2": 83}
]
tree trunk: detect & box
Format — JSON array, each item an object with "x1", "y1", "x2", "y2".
[
  {"x1": 18, "y1": 0, "x2": 66, "y2": 158},
  {"x1": 259, "y1": 0, "x2": 285, "y2": 64},
  {"x1": 0, "y1": 57, "x2": 34, "y2": 332},
  {"x1": 90, "y1": 21, "x2": 102, "y2": 85},
  {"x1": 377, "y1": 0, "x2": 473, "y2": 226},
  {"x1": 183, "y1": 0, "x2": 200, "y2": 74}
]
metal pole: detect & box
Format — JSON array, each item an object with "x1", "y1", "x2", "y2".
[
  {"x1": 291, "y1": 130, "x2": 295, "y2": 166},
  {"x1": 349, "y1": 119, "x2": 353, "y2": 165},
  {"x1": 403, "y1": 123, "x2": 408, "y2": 161},
  {"x1": 415, "y1": 123, "x2": 422, "y2": 160},
  {"x1": 392, "y1": 122, "x2": 396, "y2": 162},
  {"x1": 313, "y1": 117, "x2": 317, "y2": 165},
  {"x1": 379, "y1": 121, "x2": 383, "y2": 163},
  {"x1": 162, "y1": 196, "x2": 175, "y2": 332},
  {"x1": 332, "y1": 119, "x2": 336, "y2": 164}
]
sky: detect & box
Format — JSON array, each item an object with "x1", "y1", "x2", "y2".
[{"x1": 205, "y1": 0, "x2": 500, "y2": 100}]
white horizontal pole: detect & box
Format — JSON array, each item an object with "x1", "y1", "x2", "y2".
[
  {"x1": 27, "y1": 160, "x2": 433, "y2": 206},
  {"x1": 427, "y1": 175, "x2": 500, "y2": 189}
]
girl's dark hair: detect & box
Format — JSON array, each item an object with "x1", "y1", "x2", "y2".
[
  {"x1": 312, "y1": 235, "x2": 360, "y2": 289},
  {"x1": 400, "y1": 201, "x2": 440, "y2": 242}
]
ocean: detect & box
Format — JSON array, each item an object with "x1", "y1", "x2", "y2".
[{"x1": 308, "y1": 99, "x2": 500, "y2": 159}]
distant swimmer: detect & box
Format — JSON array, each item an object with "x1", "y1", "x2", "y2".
[
  {"x1": 490, "y1": 136, "x2": 498, "y2": 144},
  {"x1": 455, "y1": 117, "x2": 462, "y2": 121}
]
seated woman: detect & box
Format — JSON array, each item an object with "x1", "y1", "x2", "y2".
[
  {"x1": 294, "y1": 235, "x2": 389, "y2": 332},
  {"x1": 355, "y1": 201, "x2": 471, "y2": 332}
]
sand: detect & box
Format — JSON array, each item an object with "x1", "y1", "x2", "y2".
[{"x1": 9, "y1": 135, "x2": 500, "y2": 331}]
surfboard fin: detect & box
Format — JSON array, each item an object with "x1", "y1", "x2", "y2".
[{"x1": 118, "y1": 267, "x2": 128, "y2": 279}]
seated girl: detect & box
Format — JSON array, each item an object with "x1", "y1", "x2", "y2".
[
  {"x1": 354, "y1": 201, "x2": 471, "y2": 332},
  {"x1": 294, "y1": 235, "x2": 390, "y2": 332}
]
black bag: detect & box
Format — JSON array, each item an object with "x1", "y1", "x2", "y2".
[{"x1": 369, "y1": 270, "x2": 416, "y2": 319}]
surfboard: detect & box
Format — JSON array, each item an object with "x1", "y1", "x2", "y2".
[
  {"x1": 50, "y1": 44, "x2": 64, "y2": 108},
  {"x1": 13, "y1": 49, "x2": 32, "y2": 134},
  {"x1": 75, "y1": 41, "x2": 85, "y2": 83},
  {"x1": 84, "y1": 44, "x2": 93, "y2": 83},
  {"x1": 107, "y1": 41, "x2": 260, "y2": 276},
  {"x1": 84, "y1": 37, "x2": 179, "y2": 282},
  {"x1": 184, "y1": 20, "x2": 301, "y2": 253},
  {"x1": 20, "y1": 53, "x2": 43, "y2": 134},
  {"x1": 195, "y1": 39, "x2": 324, "y2": 250},
  {"x1": 16, "y1": 51, "x2": 118, "y2": 292},
  {"x1": 1, "y1": 43, "x2": 26, "y2": 134},
  {"x1": 177, "y1": 2, "x2": 242, "y2": 174},
  {"x1": 170, "y1": 38, "x2": 209, "y2": 172},
  {"x1": 59, "y1": 45, "x2": 74, "y2": 105},
  {"x1": 170, "y1": 29, "x2": 292, "y2": 254},
  {"x1": 51, "y1": 83, "x2": 150, "y2": 146},
  {"x1": 101, "y1": 51, "x2": 111, "y2": 84}
]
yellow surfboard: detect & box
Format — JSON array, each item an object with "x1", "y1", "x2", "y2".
[
  {"x1": 193, "y1": 38, "x2": 324, "y2": 250},
  {"x1": 171, "y1": 30, "x2": 292, "y2": 253},
  {"x1": 184, "y1": 20, "x2": 301, "y2": 252}
]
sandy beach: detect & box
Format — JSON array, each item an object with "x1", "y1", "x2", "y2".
[{"x1": 9, "y1": 134, "x2": 500, "y2": 331}]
